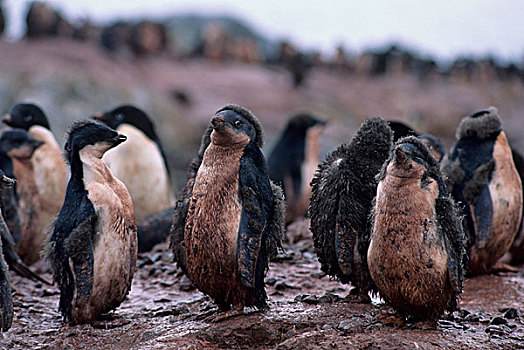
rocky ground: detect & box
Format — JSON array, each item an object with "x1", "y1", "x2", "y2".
[{"x1": 1, "y1": 220, "x2": 523, "y2": 350}]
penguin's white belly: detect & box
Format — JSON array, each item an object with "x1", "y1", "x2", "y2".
[{"x1": 103, "y1": 125, "x2": 172, "y2": 221}]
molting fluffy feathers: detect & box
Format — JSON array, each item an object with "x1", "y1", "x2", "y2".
[{"x1": 455, "y1": 107, "x2": 501, "y2": 140}]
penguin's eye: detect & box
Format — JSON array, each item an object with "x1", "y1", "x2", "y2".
[
  {"x1": 234, "y1": 120, "x2": 243, "y2": 128},
  {"x1": 23, "y1": 114, "x2": 33, "y2": 122},
  {"x1": 115, "y1": 113, "x2": 124, "y2": 122}
]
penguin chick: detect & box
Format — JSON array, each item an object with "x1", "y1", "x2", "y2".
[
  {"x1": 3, "y1": 103, "x2": 68, "y2": 246},
  {"x1": 0, "y1": 170, "x2": 13, "y2": 332},
  {"x1": 419, "y1": 134, "x2": 445, "y2": 162},
  {"x1": 441, "y1": 108, "x2": 522, "y2": 275},
  {"x1": 0, "y1": 130, "x2": 44, "y2": 265},
  {"x1": 267, "y1": 113, "x2": 326, "y2": 224},
  {"x1": 368, "y1": 137, "x2": 467, "y2": 320},
  {"x1": 309, "y1": 116, "x2": 393, "y2": 302},
  {"x1": 137, "y1": 206, "x2": 174, "y2": 253},
  {"x1": 92, "y1": 105, "x2": 173, "y2": 221},
  {"x1": 170, "y1": 105, "x2": 285, "y2": 313},
  {"x1": 45, "y1": 120, "x2": 137, "y2": 325},
  {"x1": 0, "y1": 170, "x2": 51, "y2": 285}
]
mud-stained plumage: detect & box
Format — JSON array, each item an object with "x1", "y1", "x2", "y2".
[
  {"x1": 3, "y1": 103, "x2": 68, "y2": 256},
  {"x1": 441, "y1": 108, "x2": 522, "y2": 275},
  {"x1": 45, "y1": 120, "x2": 137, "y2": 325},
  {"x1": 267, "y1": 113, "x2": 325, "y2": 224},
  {"x1": 368, "y1": 137, "x2": 467, "y2": 320},
  {"x1": 0, "y1": 171, "x2": 14, "y2": 331},
  {"x1": 309, "y1": 116, "x2": 393, "y2": 301},
  {"x1": 137, "y1": 206, "x2": 174, "y2": 253},
  {"x1": 170, "y1": 104, "x2": 285, "y2": 311},
  {"x1": 0, "y1": 130, "x2": 45, "y2": 265},
  {"x1": 92, "y1": 105, "x2": 173, "y2": 221}
]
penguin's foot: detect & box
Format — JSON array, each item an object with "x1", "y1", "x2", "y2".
[
  {"x1": 207, "y1": 308, "x2": 245, "y2": 323},
  {"x1": 489, "y1": 263, "x2": 519, "y2": 274},
  {"x1": 346, "y1": 288, "x2": 371, "y2": 304},
  {"x1": 373, "y1": 312, "x2": 406, "y2": 327}
]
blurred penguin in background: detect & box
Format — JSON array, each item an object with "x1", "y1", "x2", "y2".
[
  {"x1": 92, "y1": 105, "x2": 173, "y2": 221},
  {"x1": 267, "y1": 113, "x2": 325, "y2": 224},
  {"x1": 3, "y1": 103, "x2": 68, "y2": 247},
  {"x1": 441, "y1": 107, "x2": 522, "y2": 275}
]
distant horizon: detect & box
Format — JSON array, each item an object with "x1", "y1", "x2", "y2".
[{"x1": 3, "y1": 0, "x2": 524, "y2": 65}]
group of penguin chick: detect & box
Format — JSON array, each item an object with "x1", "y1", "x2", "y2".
[{"x1": 0, "y1": 102, "x2": 521, "y2": 331}]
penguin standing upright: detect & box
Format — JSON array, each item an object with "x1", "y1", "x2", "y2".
[
  {"x1": 92, "y1": 105, "x2": 173, "y2": 221},
  {"x1": 267, "y1": 113, "x2": 325, "y2": 224},
  {"x1": 3, "y1": 103, "x2": 68, "y2": 249},
  {"x1": 0, "y1": 130, "x2": 45, "y2": 265},
  {"x1": 46, "y1": 120, "x2": 137, "y2": 325},
  {"x1": 170, "y1": 105, "x2": 285, "y2": 315},
  {"x1": 441, "y1": 108, "x2": 522, "y2": 275},
  {"x1": 309, "y1": 117, "x2": 393, "y2": 302},
  {"x1": 368, "y1": 137, "x2": 467, "y2": 320}
]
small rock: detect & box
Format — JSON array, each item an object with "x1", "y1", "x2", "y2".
[
  {"x1": 485, "y1": 325, "x2": 506, "y2": 335},
  {"x1": 337, "y1": 319, "x2": 353, "y2": 331},
  {"x1": 464, "y1": 313, "x2": 480, "y2": 322},
  {"x1": 503, "y1": 308, "x2": 520, "y2": 319},
  {"x1": 438, "y1": 320, "x2": 455, "y2": 329},
  {"x1": 490, "y1": 316, "x2": 508, "y2": 325},
  {"x1": 479, "y1": 316, "x2": 491, "y2": 323},
  {"x1": 271, "y1": 291, "x2": 284, "y2": 296},
  {"x1": 318, "y1": 293, "x2": 341, "y2": 304},
  {"x1": 321, "y1": 324, "x2": 334, "y2": 330},
  {"x1": 266, "y1": 277, "x2": 277, "y2": 286},
  {"x1": 159, "y1": 281, "x2": 175, "y2": 288},
  {"x1": 302, "y1": 295, "x2": 318, "y2": 305},
  {"x1": 154, "y1": 298, "x2": 171, "y2": 303},
  {"x1": 294, "y1": 294, "x2": 308, "y2": 302},
  {"x1": 139, "y1": 256, "x2": 154, "y2": 267}
]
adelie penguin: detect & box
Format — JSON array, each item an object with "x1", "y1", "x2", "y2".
[
  {"x1": 170, "y1": 105, "x2": 285, "y2": 317},
  {"x1": 0, "y1": 130, "x2": 46, "y2": 265},
  {"x1": 441, "y1": 107, "x2": 522, "y2": 275},
  {"x1": 46, "y1": 120, "x2": 137, "y2": 325},
  {"x1": 310, "y1": 118, "x2": 467, "y2": 321},
  {"x1": 3, "y1": 103, "x2": 68, "y2": 252},
  {"x1": 92, "y1": 105, "x2": 173, "y2": 221},
  {"x1": 267, "y1": 113, "x2": 325, "y2": 224},
  {"x1": 368, "y1": 137, "x2": 467, "y2": 321},
  {"x1": 310, "y1": 116, "x2": 393, "y2": 302}
]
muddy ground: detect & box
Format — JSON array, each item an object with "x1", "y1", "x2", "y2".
[{"x1": 0, "y1": 220, "x2": 523, "y2": 350}]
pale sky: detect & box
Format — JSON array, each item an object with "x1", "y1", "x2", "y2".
[{"x1": 4, "y1": 0, "x2": 524, "y2": 63}]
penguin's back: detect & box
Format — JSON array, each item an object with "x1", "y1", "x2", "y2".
[{"x1": 103, "y1": 124, "x2": 172, "y2": 221}]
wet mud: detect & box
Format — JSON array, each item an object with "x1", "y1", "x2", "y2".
[{"x1": 1, "y1": 221, "x2": 523, "y2": 349}]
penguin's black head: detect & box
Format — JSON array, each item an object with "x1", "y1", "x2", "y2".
[
  {"x1": 3, "y1": 103, "x2": 50, "y2": 130},
  {"x1": 63, "y1": 120, "x2": 127, "y2": 164},
  {"x1": 92, "y1": 105, "x2": 158, "y2": 140},
  {"x1": 286, "y1": 113, "x2": 326, "y2": 133},
  {"x1": 455, "y1": 107, "x2": 502, "y2": 140},
  {"x1": 0, "y1": 169, "x2": 15, "y2": 189},
  {"x1": 419, "y1": 134, "x2": 445, "y2": 162},
  {"x1": 210, "y1": 104, "x2": 264, "y2": 148},
  {"x1": 0, "y1": 129, "x2": 44, "y2": 159},
  {"x1": 384, "y1": 136, "x2": 439, "y2": 181},
  {"x1": 388, "y1": 120, "x2": 418, "y2": 142}
]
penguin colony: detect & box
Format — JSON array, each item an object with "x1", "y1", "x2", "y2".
[{"x1": 0, "y1": 102, "x2": 521, "y2": 331}]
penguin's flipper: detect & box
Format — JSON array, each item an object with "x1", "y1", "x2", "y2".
[
  {"x1": 63, "y1": 214, "x2": 97, "y2": 306},
  {"x1": 266, "y1": 181, "x2": 285, "y2": 260},
  {"x1": 137, "y1": 206, "x2": 175, "y2": 253},
  {"x1": 0, "y1": 211, "x2": 51, "y2": 285},
  {"x1": 237, "y1": 146, "x2": 274, "y2": 292},
  {"x1": 435, "y1": 196, "x2": 467, "y2": 294}
]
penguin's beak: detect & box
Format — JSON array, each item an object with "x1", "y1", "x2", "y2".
[
  {"x1": 2, "y1": 114, "x2": 12, "y2": 125},
  {"x1": 211, "y1": 115, "x2": 226, "y2": 129},
  {"x1": 114, "y1": 133, "x2": 127, "y2": 145}
]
